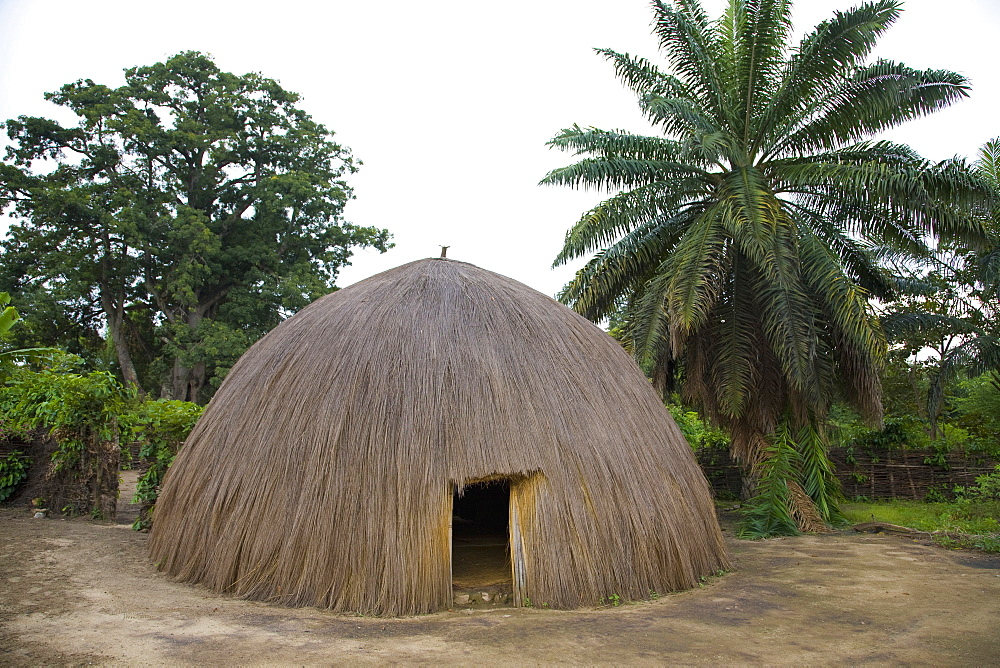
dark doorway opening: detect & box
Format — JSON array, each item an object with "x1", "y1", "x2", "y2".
[{"x1": 451, "y1": 480, "x2": 512, "y2": 591}]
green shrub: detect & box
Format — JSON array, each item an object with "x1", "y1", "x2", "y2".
[
  {"x1": 0, "y1": 356, "x2": 134, "y2": 471},
  {"x1": 667, "y1": 404, "x2": 730, "y2": 451},
  {"x1": 845, "y1": 415, "x2": 930, "y2": 452},
  {"x1": 130, "y1": 399, "x2": 203, "y2": 530},
  {"x1": 0, "y1": 450, "x2": 31, "y2": 501},
  {"x1": 0, "y1": 354, "x2": 135, "y2": 517},
  {"x1": 953, "y1": 375, "x2": 1000, "y2": 454}
]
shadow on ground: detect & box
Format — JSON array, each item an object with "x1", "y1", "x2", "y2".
[{"x1": 1, "y1": 506, "x2": 998, "y2": 665}]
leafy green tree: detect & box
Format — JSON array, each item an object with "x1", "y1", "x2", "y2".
[
  {"x1": 882, "y1": 138, "x2": 1000, "y2": 435},
  {"x1": 881, "y1": 270, "x2": 980, "y2": 437},
  {"x1": 1, "y1": 52, "x2": 390, "y2": 402},
  {"x1": 542, "y1": 0, "x2": 987, "y2": 532},
  {"x1": 953, "y1": 373, "x2": 1000, "y2": 449},
  {"x1": 0, "y1": 277, "x2": 107, "y2": 365}
]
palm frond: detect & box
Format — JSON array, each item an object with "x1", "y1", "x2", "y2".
[
  {"x1": 749, "y1": 223, "x2": 825, "y2": 406},
  {"x1": 539, "y1": 157, "x2": 709, "y2": 191},
  {"x1": 659, "y1": 210, "x2": 730, "y2": 344},
  {"x1": 544, "y1": 125, "x2": 689, "y2": 161},
  {"x1": 595, "y1": 48, "x2": 693, "y2": 101},
  {"x1": 794, "y1": 421, "x2": 843, "y2": 524},
  {"x1": 738, "y1": 425, "x2": 800, "y2": 538},
  {"x1": 755, "y1": 0, "x2": 901, "y2": 155},
  {"x1": 776, "y1": 60, "x2": 969, "y2": 156},
  {"x1": 649, "y1": 0, "x2": 730, "y2": 125},
  {"x1": 786, "y1": 203, "x2": 894, "y2": 298},
  {"x1": 553, "y1": 185, "x2": 707, "y2": 265},
  {"x1": 975, "y1": 137, "x2": 1000, "y2": 190},
  {"x1": 707, "y1": 257, "x2": 760, "y2": 417},
  {"x1": 880, "y1": 311, "x2": 979, "y2": 343},
  {"x1": 557, "y1": 213, "x2": 697, "y2": 320},
  {"x1": 942, "y1": 335, "x2": 1000, "y2": 377},
  {"x1": 639, "y1": 94, "x2": 723, "y2": 139},
  {"x1": 976, "y1": 246, "x2": 1000, "y2": 299},
  {"x1": 729, "y1": 0, "x2": 793, "y2": 147},
  {"x1": 798, "y1": 228, "x2": 886, "y2": 366}
]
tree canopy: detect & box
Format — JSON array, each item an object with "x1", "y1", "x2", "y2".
[
  {"x1": 880, "y1": 138, "x2": 1000, "y2": 435},
  {"x1": 543, "y1": 0, "x2": 990, "y2": 532},
  {"x1": 0, "y1": 51, "x2": 390, "y2": 402}
]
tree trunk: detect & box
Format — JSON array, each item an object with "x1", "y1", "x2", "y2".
[
  {"x1": 162, "y1": 293, "x2": 225, "y2": 403},
  {"x1": 187, "y1": 360, "x2": 206, "y2": 403},
  {"x1": 170, "y1": 357, "x2": 188, "y2": 401},
  {"x1": 170, "y1": 355, "x2": 206, "y2": 402},
  {"x1": 101, "y1": 290, "x2": 141, "y2": 390}
]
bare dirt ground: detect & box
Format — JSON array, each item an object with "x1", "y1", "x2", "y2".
[{"x1": 2, "y1": 489, "x2": 999, "y2": 665}]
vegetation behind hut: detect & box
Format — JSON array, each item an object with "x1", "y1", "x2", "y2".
[{"x1": 543, "y1": 0, "x2": 991, "y2": 535}]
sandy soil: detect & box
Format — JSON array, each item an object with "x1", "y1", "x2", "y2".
[{"x1": 2, "y1": 495, "x2": 999, "y2": 665}]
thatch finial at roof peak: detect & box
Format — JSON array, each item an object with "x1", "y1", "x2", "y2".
[{"x1": 439, "y1": 245, "x2": 449, "y2": 258}]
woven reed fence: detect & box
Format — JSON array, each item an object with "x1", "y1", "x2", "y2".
[
  {"x1": 0, "y1": 429, "x2": 122, "y2": 516},
  {"x1": 697, "y1": 447, "x2": 999, "y2": 501}
]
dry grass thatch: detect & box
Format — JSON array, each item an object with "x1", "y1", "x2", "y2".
[{"x1": 149, "y1": 258, "x2": 730, "y2": 615}]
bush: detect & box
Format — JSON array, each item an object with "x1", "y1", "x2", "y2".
[
  {"x1": 0, "y1": 356, "x2": 134, "y2": 517},
  {"x1": 0, "y1": 450, "x2": 31, "y2": 501},
  {"x1": 667, "y1": 404, "x2": 730, "y2": 451},
  {"x1": 130, "y1": 399, "x2": 203, "y2": 530}
]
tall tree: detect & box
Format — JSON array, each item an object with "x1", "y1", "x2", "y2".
[
  {"x1": 542, "y1": 0, "x2": 988, "y2": 532},
  {"x1": 1, "y1": 52, "x2": 390, "y2": 401},
  {"x1": 882, "y1": 138, "x2": 1000, "y2": 433}
]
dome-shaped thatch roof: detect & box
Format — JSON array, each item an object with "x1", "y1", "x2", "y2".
[{"x1": 149, "y1": 258, "x2": 729, "y2": 615}]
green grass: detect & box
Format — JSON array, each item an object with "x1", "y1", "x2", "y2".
[{"x1": 842, "y1": 499, "x2": 1000, "y2": 552}]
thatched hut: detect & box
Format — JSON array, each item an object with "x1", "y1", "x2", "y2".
[{"x1": 149, "y1": 258, "x2": 729, "y2": 615}]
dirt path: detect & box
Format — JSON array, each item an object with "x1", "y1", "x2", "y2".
[{"x1": 1, "y1": 506, "x2": 998, "y2": 665}]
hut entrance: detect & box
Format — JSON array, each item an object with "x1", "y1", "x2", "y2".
[{"x1": 451, "y1": 479, "x2": 514, "y2": 603}]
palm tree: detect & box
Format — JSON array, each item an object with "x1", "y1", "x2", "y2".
[{"x1": 542, "y1": 0, "x2": 988, "y2": 533}]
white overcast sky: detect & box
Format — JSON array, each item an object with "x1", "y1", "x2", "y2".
[{"x1": 1, "y1": 0, "x2": 998, "y2": 298}]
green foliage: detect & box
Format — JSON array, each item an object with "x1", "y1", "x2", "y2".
[
  {"x1": 0, "y1": 292, "x2": 18, "y2": 336},
  {"x1": 878, "y1": 350, "x2": 930, "y2": 422},
  {"x1": 1, "y1": 51, "x2": 391, "y2": 402},
  {"x1": 0, "y1": 355, "x2": 134, "y2": 517},
  {"x1": 666, "y1": 403, "x2": 729, "y2": 451},
  {"x1": 879, "y1": 138, "x2": 1000, "y2": 437},
  {"x1": 952, "y1": 374, "x2": 1000, "y2": 454},
  {"x1": 842, "y1": 493, "x2": 999, "y2": 553},
  {"x1": 0, "y1": 358, "x2": 202, "y2": 521},
  {"x1": 843, "y1": 415, "x2": 930, "y2": 452},
  {"x1": 955, "y1": 465, "x2": 1000, "y2": 502},
  {"x1": 738, "y1": 420, "x2": 846, "y2": 537},
  {"x1": 794, "y1": 422, "x2": 844, "y2": 525},
  {"x1": 0, "y1": 356, "x2": 134, "y2": 471},
  {"x1": 838, "y1": 374, "x2": 1000, "y2": 462},
  {"x1": 0, "y1": 450, "x2": 31, "y2": 501},
  {"x1": 543, "y1": 0, "x2": 989, "y2": 532},
  {"x1": 0, "y1": 292, "x2": 59, "y2": 378},
  {"x1": 738, "y1": 428, "x2": 800, "y2": 539},
  {"x1": 130, "y1": 399, "x2": 203, "y2": 530}
]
